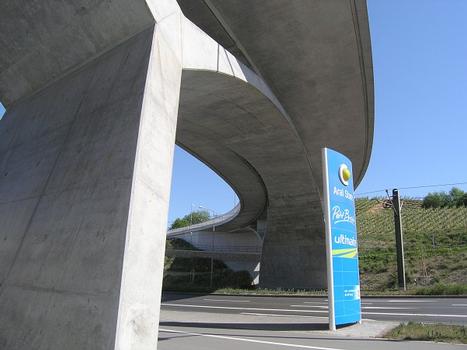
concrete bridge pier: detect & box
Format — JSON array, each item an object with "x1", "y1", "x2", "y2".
[
  {"x1": 259, "y1": 202, "x2": 327, "y2": 290},
  {"x1": 0, "y1": 23, "x2": 181, "y2": 350}
]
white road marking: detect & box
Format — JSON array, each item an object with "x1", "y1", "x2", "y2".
[
  {"x1": 361, "y1": 302, "x2": 373, "y2": 305},
  {"x1": 159, "y1": 328, "x2": 347, "y2": 350},
  {"x1": 452, "y1": 304, "x2": 467, "y2": 307},
  {"x1": 304, "y1": 301, "x2": 327, "y2": 304},
  {"x1": 293, "y1": 305, "x2": 413, "y2": 310},
  {"x1": 362, "y1": 306, "x2": 414, "y2": 310},
  {"x1": 291, "y1": 305, "x2": 328, "y2": 309},
  {"x1": 162, "y1": 303, "x2": 467, "y2": 318},
  {"x1": 363, "y1": 311, "x2": 467, "y2": 318},
  {"x1": 163, "y1": 303, "x2": 329, "y2": 314},
  {"x1": 241, "y1": 312, "x2": 327, "y2": 319},
  {"x1": 387, "y1": 299, "x2": 437, "y2": 303},
  {"x1": 203, "y1": 298, "x2": 250, "y2": 303}
]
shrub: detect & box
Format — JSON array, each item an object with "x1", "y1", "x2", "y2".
[{"x1": 415, "y1": 283, "x2": 467, "y2": 295}]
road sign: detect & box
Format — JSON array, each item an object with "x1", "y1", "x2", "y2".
[{"x1": 322, "y1": 148, "x2": 361, "y2": 330}]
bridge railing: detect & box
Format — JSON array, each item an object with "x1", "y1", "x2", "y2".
[
  {"x1": 167, "y1": 204, "x2": 240, "y2": 237},
  {"x1": 166, "y1": 244, "x2": 262, "y2": 254}
]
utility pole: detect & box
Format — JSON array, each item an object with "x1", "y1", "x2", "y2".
[{"x1": 392, "y1": 189, "x2": 406, "y2": 290}]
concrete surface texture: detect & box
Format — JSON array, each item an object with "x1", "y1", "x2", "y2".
[
  {"x1": 0, "y1": 1, "x2": 183, "y2": 349},
  {"x1": 177, "y1": 0, "x2": 374, "y2": 183},
  {"x1": 0, "y1": 0, "x2": 373, "y2": 349}
]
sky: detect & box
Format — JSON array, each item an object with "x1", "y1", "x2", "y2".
[
  {"x1": 0, "y1": 1, "x2": 465, "y2": 224},
  {"x1": 358, "y1": 0, "x2": 467, "y2": 198},
  {"x1": 167, "y1": 0, "x2": 467, "y2": 222}
]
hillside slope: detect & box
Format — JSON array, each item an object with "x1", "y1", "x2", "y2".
[{"x1": 356, "y1": 198, "x2": 467, "y2": 291}]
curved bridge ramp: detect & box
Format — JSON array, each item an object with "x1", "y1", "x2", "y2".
[{"x1": 0, "y1": 1, "x2": 373, "y2": 349}]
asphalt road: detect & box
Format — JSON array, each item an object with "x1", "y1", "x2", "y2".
[
  {"x1": 161, "y1": 293, "x2": 467, "y2": 325},
  {"x1": 159, "y1": 326, "x2": 465, "y2": 350},
  {"x1": 158, "y1": 293, "x2": 467, "y2": 349}
]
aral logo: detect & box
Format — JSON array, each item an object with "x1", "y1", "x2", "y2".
[{"x1": 338, "y1": 164, "x2": 351, "y2": 186}]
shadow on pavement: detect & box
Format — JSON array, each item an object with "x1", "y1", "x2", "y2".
[
  {"x1": 160, "y1": 321, "x2": 328, "y2": 331},
  {"x1": 158, "y1": 326, "x2": 395, "y2": 343},
  {"x1": 161, "y1": 291, "x2": 210, "y2": 302}
]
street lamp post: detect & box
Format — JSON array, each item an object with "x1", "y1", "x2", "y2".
[
  {"x1": 189, "y1": 203, "x2": 195, "y2": 245},
  {"x1": 189, "y1": 203, "x2": 198, "y2": 283}
]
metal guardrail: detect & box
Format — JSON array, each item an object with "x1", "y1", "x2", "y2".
[
  {"x1": 167, "y1": 204, "x2": 241, "y2": 237},
  {"x1": 165, "y1": 248, "x2": 261, "y2": 261},
  {"x1": 167, "y1": 244, "x2": 262, "y2": 254}
]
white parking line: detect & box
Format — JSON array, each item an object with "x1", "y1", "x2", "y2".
[
  {"x1": 452, "y1": 304, "x2": 467, "y2": 307},
  {"x1": 203, "y1": 298, "x2": 250, "y2": 303},
  {"x1": 159, "y1": 328, "x2": 347, "y2": 350}
]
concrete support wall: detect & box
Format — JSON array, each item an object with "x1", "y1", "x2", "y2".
[
  {"x1": 256, "y1": 145, "x2": 327, "y2": 290},
  {"x1": 0, "y1": 16, "x2": 182, "y2": 350},
  {"x1": 259, "y1": 203, "x2": 327, "y2": 290}
]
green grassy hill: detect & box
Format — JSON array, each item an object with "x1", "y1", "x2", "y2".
[
  {"x1": 164, "y1": 199, "x2": 467, "y2": 294},
  {"x1": 356, "y1": 198, "x2": 467, "y2": 291}
]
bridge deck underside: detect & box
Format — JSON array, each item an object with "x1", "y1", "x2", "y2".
[{"x1": 177, "y1": 71, "x2": 327, "y2": 288}]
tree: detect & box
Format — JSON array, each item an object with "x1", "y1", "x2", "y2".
[
  {"x1": 422, "y1": 192, "x2": 449, "y2": 208},
  {"x1": 170, "y1": 217, "x2": 190, "y2": 229},
  {"x1": 449, "y1": 187, "x2": 465, "y2": 207},
  {"x1": 170, "y1": 210, "x2": 210, "y2": 229},
  {"x1": 461, "y1": 193, "x2": 467, "y2": 207},
  {"x1": 422, "y1": 187, "x2": 466, "y2": 209},
  {"x1": 439, "y1": 192, "x2": 452, "y2": 207}
]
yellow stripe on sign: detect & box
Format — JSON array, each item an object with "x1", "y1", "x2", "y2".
[
  {"x1": 340, "y1": 251, "x2": 358, "y2": 258},
  {"x1": 332, "y1": 248, "x2": 357, "y2": 258},
  {"x1": 332, "y1": 248, "x2": 355, "y2": 255}
]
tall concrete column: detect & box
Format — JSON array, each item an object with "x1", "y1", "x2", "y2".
[{"x1": 0, "y1": 16, "x2": 182, "y2": 350}]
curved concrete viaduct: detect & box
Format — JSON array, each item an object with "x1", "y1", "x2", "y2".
[
  {"x1": 173, "y1": 0, "x2": 374, "y2": 289},
  {"x1": 0, "y1": 1, "x2": 373, "y2": 349},
  {"x1": 176, "y1": 67, "x2": 327, "y2": 287}
]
